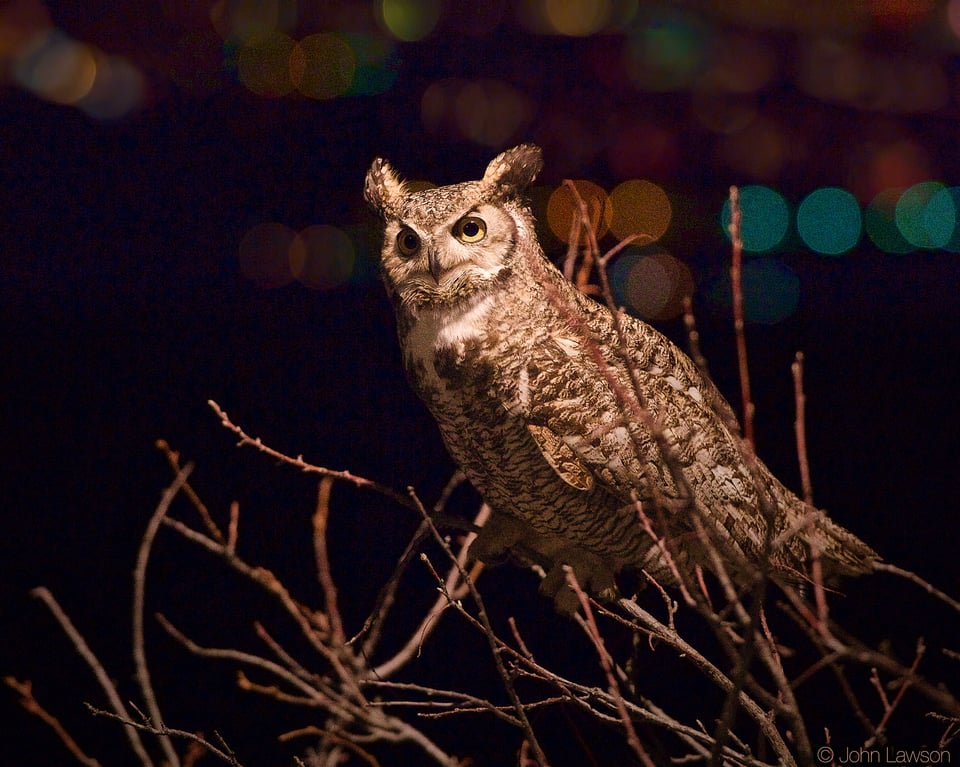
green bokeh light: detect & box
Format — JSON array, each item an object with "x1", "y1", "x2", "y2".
[
  {"x1": 380, "y1": 0, "x2": 441, "y2": 42},
  {"x1": 720, "y1": 185, "x2": 790, "y2": 253},
  {"x1": 796, "y1": 187, "x2": 861, "y2": 255},
  {"x1": 865, "y1": 189, "x2": 913, "y2": 254},
  {"x1": 895, "y1": 181, "x2": 951, "y2": 249}
]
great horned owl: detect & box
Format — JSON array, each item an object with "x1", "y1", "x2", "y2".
[{"x1": 364, "y1": 144, "x2": 876, "y2": 612}]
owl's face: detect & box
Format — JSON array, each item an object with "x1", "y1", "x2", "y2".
[{"x1": 364, "y1": 145, "x2": 544, "y2": 314}]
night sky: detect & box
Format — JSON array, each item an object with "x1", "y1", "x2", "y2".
[{"x1": 3, "y1": 2, "x2": 960, "y2": 765}]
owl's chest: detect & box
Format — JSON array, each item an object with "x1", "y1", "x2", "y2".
[{"x1": 399, "y1": 300, "x2": 533, "y2": 445}]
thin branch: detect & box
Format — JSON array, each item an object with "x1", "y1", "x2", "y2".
[
  {"x1": 371, "y1": 504, "x2": 489, "y2": 680},
  {"x1": 208, "y1": 400, "x2": 416, "y2": 511},
  {"x1": 4, "y1": 676, "x2": 103, "y2": 767},
  {"x1": 133, "y1": 464, "x2": 193, "y2": 767},
  {"x1": 872, "y1": 562, "x2": 960, "y2": 615},
  {"x1": 565, "y1": 568, "x2": 653, "y2": 767},
  {"x1": 412, "y1": 491, "x2": 551, "y2": 766},
  {"x1": 792, "y1": 352, "x2": 829, "y2": 627},
  {"x1": 313, "y1": 477, "x2": 345, "y2": 645},
  {"x1": 727, "y1": 186, "x2": 755, "y2": 449},
  {"x1": 29, "y1": 589, "x2": 155, "y2": 767},
  {"x1": 682, "y1": 296, "x2": 710, "y2": 377},
  {"x1": 87, "y1": 706, "x2": 243, "y2": 767},
  {"x1": 279, "y1": 727, "x2": 380, "y2": 767},
  {"x1": 156, "y1": 439, "x2": 224, "y2": 543}
]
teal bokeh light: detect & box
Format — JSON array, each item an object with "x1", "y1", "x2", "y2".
[
  {"x1": 895, "y1": 181, "x2": 952, "y2": 249},
  {"x1": 929, "y1": 186, "x2": 960, "y2": 252},
  {"x1": 706, "y1": 257, "x2": 800, "y2": 324},
  {"x1": 721, "y1": 185, "x2": 790, "y2": 253},
  {"x1": 796, "y1": 187, "x2": 861, "y2": 255}
]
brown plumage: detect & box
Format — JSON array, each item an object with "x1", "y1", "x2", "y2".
[{"x1": 364, "y1": 144, "x2": 876, "y2": 612}]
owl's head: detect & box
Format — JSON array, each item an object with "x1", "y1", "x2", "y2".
[{"x1": 364, "y1": 144, "x2": 543, "y2": 312}]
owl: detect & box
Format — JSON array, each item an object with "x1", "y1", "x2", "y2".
[{"x1": 364, "y1": 144, "x2": 876, "y2": 613}]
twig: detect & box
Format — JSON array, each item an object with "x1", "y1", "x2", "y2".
[
  {"x1": 157, "y1": 439, "x2": 224, "y2": 543},
  {"x1": 4, "y1": 676, "x2": 104, "y2": 767},
  {"x1": 565, "y1": 568, "x2": 654, "y2": 767},
  {"x1": 727, "y1": 186, "x2": 755, "y2": 450},
  {"x1": 313, "y1": 477, "x2": 345, "y2": 645},
  {"x1": 792, "y1": 352, "x2": 829, "y2": 625},
  {"x1": 208, "y1": 400, "x2": 417, "y2": 511},
  {"x1": 87, "y1": 705, "x2": 243, "y2": 766},
  {"x1": 864, "y1": 638, "x2": 926, "y2": 747},
  {"x1": 156, "y1": 614, "x2": 331, "y2": 706},
  {"x1": 279, "y1": 727, "x2": 380, "y2": 767},
  {"x1": 371, "y1": 504, "x2": 489, "y2": 680},
  {"x1": 411, "y1": 490, "x2": 551, "y2": 766},
  {"x1": 872, "y1": 562, "x2": 960, "y2": 615},
  {"x1": 29, "y1": 587, "x2": 156, "y2": 766},
  {"x1": 682, "y1": 296, "x2": 710, "y2": 377},
  {"x1": 133, "y1": 464, "x2": 192, "y2": 767}
]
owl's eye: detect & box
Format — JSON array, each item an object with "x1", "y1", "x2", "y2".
[
  {"x1": 453, "y1": 216, "x2": 487, "y2": 243},
  {"x1": 396, "y1": 228, "x2": 421, "y2": 257}
]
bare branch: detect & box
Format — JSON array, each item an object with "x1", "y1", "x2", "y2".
[
  {"x1": 208, "y1": 400, "x2": 416, "y2": 511},
  {"x1": 133, "y1": 464, "x2": 193, "y2": 767},
  {"x1": 313, "y1": 477, "x2": 345, "y2": 645},
  {"x1": 726, "y1": 185, "x2": 755, "y2": 449},
  {"x1": 4, "y1": 676, "x2": 103, "y2": 767},
  {"x1": 29, "y1": 588, "x2": 155, "y2": 767}
]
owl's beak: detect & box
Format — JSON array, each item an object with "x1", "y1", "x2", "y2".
[{"x1": 428, "y1": 250, "x2": 443, "y2": 283}]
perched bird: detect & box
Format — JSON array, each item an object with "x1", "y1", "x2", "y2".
[{"x1": 364, "y1": 144, "x2": 876, "y2": 612}]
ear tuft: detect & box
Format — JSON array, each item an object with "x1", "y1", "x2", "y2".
[
  {"x1": 363, "y1": 157, "x2": 407, "y2": 219},
  {"x1": 480, "y1": 144, "x2": 543, "y2": 199}
]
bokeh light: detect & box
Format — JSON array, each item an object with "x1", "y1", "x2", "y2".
[
  {"x1": 542, "y1": 0, "x2": 612, "y2": 36},
  {"x1": 239, "y1": 223, "x2": 357, "y2": 290},
  {"x1": 546, "y1": 181, "x2": 612, "y2": 241},
  {"x1": 720, "y1": 186, "x2": 790, "y2": 253},
  {"x1": 235, "y1": 32, "x2": 357, "y2": 100},
  {"x1": 294, "y1": 33, "x2": 355, "y2": 101},
  {"x1": 14, "y1": 30, "x2": 96, "y2": 104},
  {"x1": 379, "y1": 0, "x2": 441, "y2": 42},
  {"x1": 236, "y1": 32, "x2": 296, "y2": 97},
  {"x1": 342, "y1": 33, "x2": 398, "y2": 96},
  {"x1": 928, "y1": 186, "x2": 960, "y2": 252},
  {"x1": 848, "y1": 139, "x2": 932, "y2": 203},
  {"x1": 7, "y1": 19, "x2": 144, "y2": 118},
  {"x1": 238, "y1": 223, "x2": 298, "y2": 288},
  {"x1": 796, "y1": 188, "x2": 862, "y2": 255},
  {"x1": 454, "y1": 79, "x2": 533, "y2": 147},
  {"x1": 291, "y1": 225, "x2": 356, "y2": 291},
  {"x1": 422, "y1": 78, "x2": 532, "y2": 147},
  {"x1": 950, "y1": 0, "x2": 960, "y2": 38},
  {"x1": 606, "y1": 122, "x2": 679, "y2": 178},
  {"x1": 624, "y1": 8, "x2": 705, "y2": 92},
  {"x1": 611, "y1": 250, "x2": 693, "y2": 321},
  {"x1": 895, "y1": 181, "x2": 952, "y2": 249},
  {"x1": 79, "y1": 53, "x2": 144, "y2": 119},
  {"x1": 707, "y1": 258, "x2": 800, "y2": 325},
  {"x1": 864, "y1": 188, "x2": 913, "y2": 254},
  {"x1": 210, "y1": 0, "x2": 297, "y2": 42},
  {"x1": 608, "y1": 180, "x2": 672, "y2": 243}
]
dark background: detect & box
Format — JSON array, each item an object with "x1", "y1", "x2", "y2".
[{"x1": 3, "y1": 2, "x2": 960, "y2": 765}]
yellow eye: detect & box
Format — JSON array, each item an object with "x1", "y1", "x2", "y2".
[
  {"x1": 453, "y1": 216, "x2": 486, "y2": 243},
  {"x1": 396, "y1": 228, "x2": 420, "y2": 257}
]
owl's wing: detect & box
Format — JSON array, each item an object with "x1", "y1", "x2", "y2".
[
  {"x1": 521, "y1": 300, "x2": 748, "y2": 505},
  {"x1": 526, "y1": 423, "x2": 595, "y2": 491}
]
